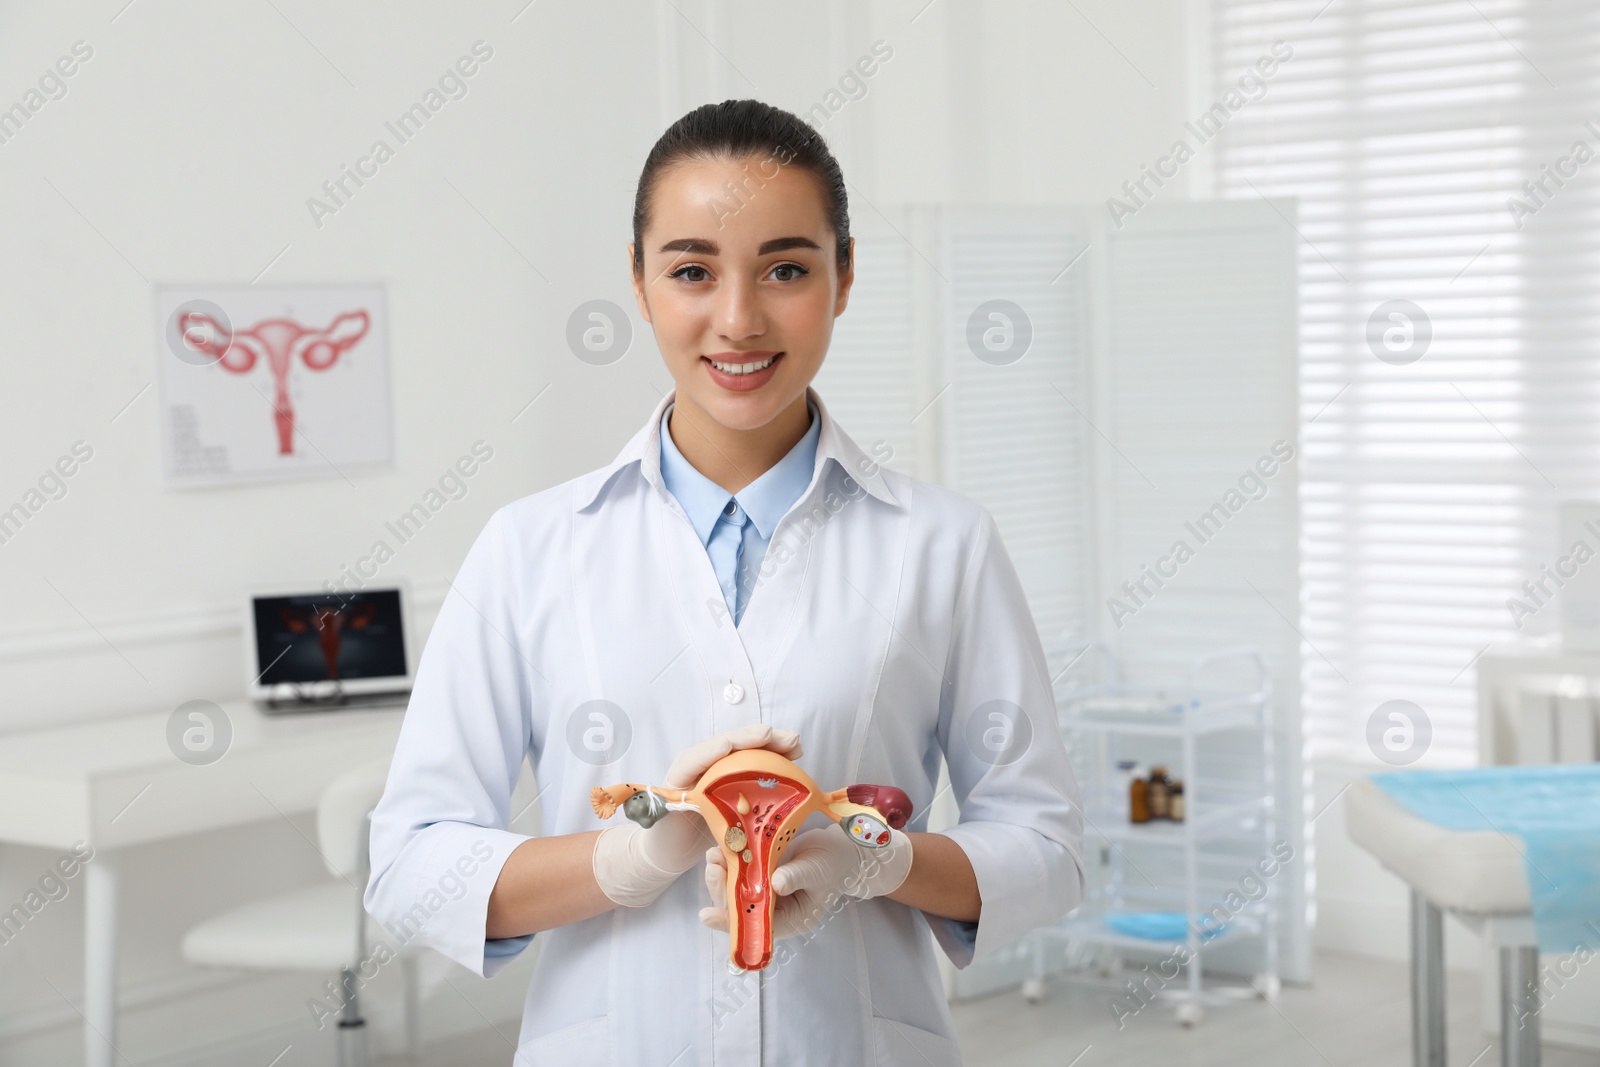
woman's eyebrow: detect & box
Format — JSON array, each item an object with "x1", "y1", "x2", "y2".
[{"x1": 657, "y1": 236, "x2": 823, "y2": 256}]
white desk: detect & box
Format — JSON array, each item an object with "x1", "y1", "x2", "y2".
[{"x1": 0, "y1": 699, "x2": 404, "y2": 1067}]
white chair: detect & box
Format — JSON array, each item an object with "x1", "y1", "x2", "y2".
[{"x1": 182, "y1": 758, "x2": 421, "y2": 1066}]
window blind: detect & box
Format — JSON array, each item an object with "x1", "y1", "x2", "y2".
[
  {"x1": 812, "y1": 224, "x2": 922, "y2": 479},
  {"x1": 818, "y1": 207, "x2": 1101, "y2": 651},
  {"x1": 942, "y1": 207, "x2": 1098, "y2": 650},
  {"x1": 1210, "y1": 0, "x2": 1600, "y2": 764}
]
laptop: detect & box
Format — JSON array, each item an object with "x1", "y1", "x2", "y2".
[{"x1": 246, "y1": 584, "x2": 414, "y2": 713}]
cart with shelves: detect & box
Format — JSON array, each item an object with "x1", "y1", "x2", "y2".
[{"x1": 1019, "y1": 642, "x2": 1280, "y2": 1026}]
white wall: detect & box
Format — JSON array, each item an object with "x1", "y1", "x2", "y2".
[{"x1": 0, "y1": 0, "x2": 1198, "y2": 1060}]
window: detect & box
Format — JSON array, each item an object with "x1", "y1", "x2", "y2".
[{"x1": 1210, "y1": 0, "x2": 1600, "y2": 764}]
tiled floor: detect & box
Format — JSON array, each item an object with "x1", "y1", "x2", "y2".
[{"x1": 383, "y1": 950, "x2": 1600, "y2": 1065}]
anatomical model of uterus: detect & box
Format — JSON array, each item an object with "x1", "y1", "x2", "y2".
[
  {"x1": 178, "y1": 309, "x2": 371, "y2": 456},
  {"x1": 591, "y1": 751, "x2": 913, "y2": 971},
  {"x1": 279, "y1": 602, "x2": 374, "y2": 681}
]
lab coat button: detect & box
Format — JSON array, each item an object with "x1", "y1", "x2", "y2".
[{"x1": 724, "y1": 682, "x2": 745, "y2": 704}]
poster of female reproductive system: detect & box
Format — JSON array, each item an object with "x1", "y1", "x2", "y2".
[{"x1": 153, "y1": 283, "x2": 393, "y2": 488}]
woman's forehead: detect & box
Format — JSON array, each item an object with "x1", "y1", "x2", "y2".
[{"x1": 646, "y1": 157, "x2": 831, "y2": 253}]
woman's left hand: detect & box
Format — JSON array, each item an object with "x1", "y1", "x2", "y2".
[{"x1": 698, "y1": 826, "x2": 913, "y2": 941}]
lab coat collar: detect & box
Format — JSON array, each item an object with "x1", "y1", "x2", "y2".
[
  {"x1": 657, "y1": 398, "x2": 821, "y2": 543},
  {"x1": 574, "y1": 385, "x2": 901, "y2": 513}
]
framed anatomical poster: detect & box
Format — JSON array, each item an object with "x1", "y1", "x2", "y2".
[{"x1": 153, "y1": 283, "x2": 393, "y2": 488}]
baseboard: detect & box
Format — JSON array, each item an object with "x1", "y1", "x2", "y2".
[
  {"x1": 1315, "y1": 893, "x2": 1485, "y2": 971},
  {"x1": 0, "y1": 949, "x2": 536, "y2": 1065},
  {"x1": 0, "y1": 966, "x2": 255, "y2": 1046},
  {"x1": 1319, "y1": 897, "x2": 1600, "y2": 1053},
  {"x1": 1477, "y1": 940, "x2": 1600, "y2": 1052}
]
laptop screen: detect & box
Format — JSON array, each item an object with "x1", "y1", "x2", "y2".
[{"x1": 251, "y1": 589, "x2": 408, "y2": 688}]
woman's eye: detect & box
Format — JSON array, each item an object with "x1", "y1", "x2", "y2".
[
  {"x1": 669, "y1": 262, "x2": 808, "y2": 284},
  {"x1": 769, "y1": 262, "x2": 809, "y2": 282}
]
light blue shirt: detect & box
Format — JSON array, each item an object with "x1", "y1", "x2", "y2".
[{"x1": 658, "y1": 400, "x2": 821, "y2": 627}]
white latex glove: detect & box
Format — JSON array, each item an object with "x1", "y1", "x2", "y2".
[
  {"x1": 699, "y1": 825, "x2": 913, "y2": 940},
  {"x1": 592, "y1": 723, "x2": 803, "y2": 908}
]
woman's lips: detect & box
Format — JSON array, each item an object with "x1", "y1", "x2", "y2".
[{"x1": 702, "y1": 351, "x2": 783, "y2": 392}]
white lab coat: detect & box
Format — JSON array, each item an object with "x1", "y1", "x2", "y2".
[{"x1": 365, "y1": 385, "x2": 1086, "y2": 1066}]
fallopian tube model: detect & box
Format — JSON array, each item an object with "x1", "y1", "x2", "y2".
[
  {"x1": 591, "y1": 748, "x2": 912, "y2": 971},
  {"x1": 178, "y1": 310, "x2": 371, "y2": 456}
]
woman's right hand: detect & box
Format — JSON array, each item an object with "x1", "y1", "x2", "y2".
[{"x1": 591, "y1": 723, "x2": 803, "y2": 908}]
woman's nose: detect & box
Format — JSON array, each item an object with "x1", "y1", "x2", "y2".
[{"x1": 714, "y1": 276, "x2": 766, "y2": 340}]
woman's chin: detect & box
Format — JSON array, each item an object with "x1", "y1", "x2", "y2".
[{"x1": 680, "y1": 382, "x2": 803, "y2": 433}]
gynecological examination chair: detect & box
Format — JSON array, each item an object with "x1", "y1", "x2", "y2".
[{"x1": 1347, "y1": 776, "x2": 1543, "y2": 1067}]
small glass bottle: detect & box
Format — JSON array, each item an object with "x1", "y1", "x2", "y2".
[
  {"x1": 1147, "y1": 765, "x2": 1171, "y2": 819},
  {"x1": 1129, "y1": 766, "x2": 1151, "y2": 824},
  {"x1": 1170, "y1": 780, "x2": 1185, "y2": 822},
  {"x1": 1113, "y1": 759, "x2": 1139, "y2": 820}
]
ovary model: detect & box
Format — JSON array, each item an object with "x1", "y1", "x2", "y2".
[{"x1": 590, "y1": 749, "x2": 912, "y2": 971}]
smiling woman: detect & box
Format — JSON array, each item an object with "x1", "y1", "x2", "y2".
[
  {"x1": 626, "y1": 100, "x2": 857, "y2": 488},
  {"x1": 364, "y1": 98, "x2": 1086, "y2": 1067}
]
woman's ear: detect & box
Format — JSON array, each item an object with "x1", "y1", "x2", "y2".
[
  {"x1": 627, "y1": 242, "x2": 653, "y2": 324},
  {"x1": 833, "y1": 236, "x2": 856, "y2": 319}
]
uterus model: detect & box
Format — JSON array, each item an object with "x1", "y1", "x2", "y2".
[
  {"x1": 590, "y1": 749, "x2": 912, "y2": 970},
  {"x1": 278, "y1": 601, "x2": 374, "y2": 681},
  {"x1": 177, "y1": 309, "x2": 371, "y2": 456}
]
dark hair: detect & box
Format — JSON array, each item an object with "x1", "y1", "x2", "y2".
[{"x1": 631, "y1": 99, "x2": 851, "y2": 277}]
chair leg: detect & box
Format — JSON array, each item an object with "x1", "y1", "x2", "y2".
[
  {"x1": 1410, "y1": 889, "x2": 1446, "y2": 1067},
  {"x1": 336, "y1": 967, "x2": 368, "y2": 1067},
  {"x1": 1500, "y1": 945, "x2": 1540, "y2": 1067}
]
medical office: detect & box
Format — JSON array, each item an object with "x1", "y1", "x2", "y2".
[{"x1": 2, "y1": 1, "x2": 1599, "y2": 1065}]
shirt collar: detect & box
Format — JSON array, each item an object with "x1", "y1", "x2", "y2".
[
  {"x1": 574, "y1": 385, "x2": 901, "y2": 515},
  {"x1": 658, "y1": 399, "x2": 821, "y2": 544}
]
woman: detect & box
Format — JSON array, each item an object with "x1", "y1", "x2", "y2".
[{"x1": 365, "y1": 99, "x2": 1085, "y2": 1066}]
